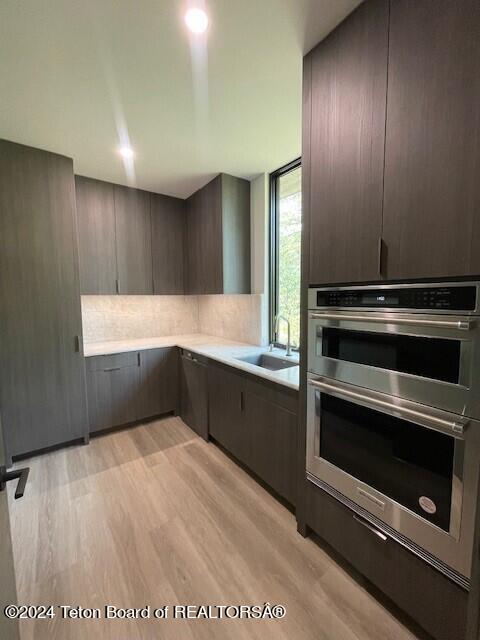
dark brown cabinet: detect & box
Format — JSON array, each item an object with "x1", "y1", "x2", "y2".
[
  {"x1": 75, "y1": 179, "x2": 188, "y2": 296},
  {"x1": 185, "y1": 182, "x2": 222, "y2": 295},
  {"x1": 185, "y1": 173, "x2": 251, "y2": 294},
  {"x1": 306, "y1": 0, "x2": 389, "y2": 286},
  {"x1": 179, "y1": 351, "x2": 209, "y2": 440},
  {"x1": 305, "y1": 481, "x2": 467, "y2": 640},
  {"x1": 86, "y1": 352, "x2": 141, "y2": 432},
  {"x1": 113, "y1": 185, "x2": 153, "y2": 294},
  {"x1": 151, "y1": 193, "x2": 186, "y2": 294},
  {"x1": 382, "y1": 0, "x2": 480, "y2": 280},
  {"x1": 208, "y1": 362, "x2": 249, "y2": 462},
  {"x1": 139, "y1": 348, "x2": 179, "y2": 419},
  {"x1": 75, "y1": 176, "x2": 117, "y2": 294},
  {"x1": 85, "y1": 348, "x2": 178, "y2": 433},
  {"x1": 305, "y1": 0, "x2": 480, "y2": 286},
  {"x1": 208, "y1": 361, "x2": 298, "y2": 504},
  {"x1": 75, "y1": 172, "x2": 250, "y2": 296},
  {"x1": 245, "y1": 383, "x2": 297, "y2": 505},
  {"x1": 0, "y1": 140, "x2": 88, "y2": 461}
]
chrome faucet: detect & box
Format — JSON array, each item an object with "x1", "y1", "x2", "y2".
[{"x1": 274, "y1": 314, "x2": 292, "y2": 356}]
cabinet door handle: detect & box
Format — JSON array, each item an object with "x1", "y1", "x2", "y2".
[
  {"x1": 377, "y1": 237, "x2": 383, "y2": 276},
  {"x1": 308, "y1": 312, "x2": 472, "y2": 331},
  {"x1": 0, "y1": 465, "x2": 30, "y2": 499},
  {"x1": 74, "y1": 335, "x2": 81, "y2": 352},
  {"x1": 104, "y1": 367, "x2": 121, "y2": 372},
  {"x1": 308, "y1": 376, "x2": 468, "y2": 436},
  {"x1": 116, "y1": 278, "x2": 120, "y2": 294},
  {"x1": 240, "y1": 391, "x2": 245, "y2": 412},
  {"x1": 353, "y1": 515, "x2": 387, "y2": 542}
]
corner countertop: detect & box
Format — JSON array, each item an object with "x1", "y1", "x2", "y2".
[{"x1": 83, "y1": 334, "x2": 300, "y2": 391}]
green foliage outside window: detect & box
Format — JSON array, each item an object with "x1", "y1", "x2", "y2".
[{"x1": 276, "y1": 166, "x2": 301, "y2": 348}]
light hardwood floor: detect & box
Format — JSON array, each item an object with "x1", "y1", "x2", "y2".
[{"x1": 7, "y1": 417, "x2": 424, "y2": 640}]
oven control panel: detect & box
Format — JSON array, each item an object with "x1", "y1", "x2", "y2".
[{"x1": 315, "y1": 285, "x2": 477, "y2": 312}]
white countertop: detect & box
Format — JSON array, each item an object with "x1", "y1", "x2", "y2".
[{"x1": 84, "y1": 334, "x2": 300, "y2": 390}]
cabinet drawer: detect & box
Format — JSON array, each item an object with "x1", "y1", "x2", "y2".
[
  {"x1": 245, "y1": 378, "x2": 298, "y2": 413},
  {"x1": 305, "y1": 481, "x2": 467, "y2": 640},
  {"x1": 86, "y1": 351, "x2": 140, "y2": 372}
]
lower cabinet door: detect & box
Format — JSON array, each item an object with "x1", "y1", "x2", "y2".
[
  {"x1": 180, "y1": 354, "x2": 208, "y2": 440},
  {"x1": 139, "y1": 348, "x2": 178, "y2": 419},
  {"x1": 86, "y1": 357, "x2": 141, "y2": 432},
  {"x1": 245, "y1": 391, "x2": 297, "y2": 505},
  {"x1": 208, "y1": 364, "x2": 249, "y2": 463}
]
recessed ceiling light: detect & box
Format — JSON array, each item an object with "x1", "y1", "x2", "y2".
[
  {"x1": 185, "y1": 8, "x2": 209, "y2": 34},
  {"x1": 118, "y1": 146, "x2": 134, "y2": 160}
]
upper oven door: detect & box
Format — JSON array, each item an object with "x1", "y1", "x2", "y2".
[{"x1": 308, "y1": 309, "x2": 479, "y2": 418}]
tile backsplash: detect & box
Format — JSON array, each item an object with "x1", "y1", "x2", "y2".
[
  {"x1": 198, "y1": 294, "x2": 266, "y2": 345},
  {"x1": 81, "y1": 296, "x2": 199, "y2": 343},
  {"x1": 81, "y1": 294, "x2": 266, "y2": 346}
]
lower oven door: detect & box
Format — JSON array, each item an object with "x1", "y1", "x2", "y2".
[{"x1": 306, "y1": 374, "x2": 480, "y2": 583}]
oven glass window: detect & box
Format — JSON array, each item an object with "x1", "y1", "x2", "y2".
[
  {"x1": 319, "y1": 393, "x2": 454, "y2": 531},
  {"x1": 322, "y1": 328, "x2": 461, "y2": 384}
]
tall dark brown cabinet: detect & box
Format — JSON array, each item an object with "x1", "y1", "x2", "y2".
[
  {"x1": 306, "y1": 0, "x2": 480, "y2": 287},
  {"x1": 382, "y1": 0, "x2": 480, "y2": 280},
  {"x1": 301, "y1": 2, "x2": 480, "y2": 639},
  {"x1": 307, "y1": 0, "x2": 389, "y2": 285},
  {"x1": 0, "y1": 140, "x2": 88, "y2": 463}
]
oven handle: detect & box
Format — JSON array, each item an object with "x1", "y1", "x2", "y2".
[
  {"x1": 308, "y1": 378, "x2": 468, "y2": 436},
  {"x1": 309, "y1": 312, "x2": 472, "y2": 331}
]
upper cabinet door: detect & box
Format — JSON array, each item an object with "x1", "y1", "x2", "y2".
[
  {"x1": 151, "y1": 193, "x2": 185, "y2": 294},
  {"x1": 184, "y1": 189, "x2": 203, "y2": 294},
  {"x1": 114, "y1": 185, "x2": 153, "y2": 294},
  {"x1": 185, "y1": 176, "x2": 223, "y2": 294},
  {"x1": 75, "y1": 176, "x2": 117, "y2": 294},
  {"x1": 184, "y1": 174, "x2": 250, "y2": 294},
  {"x1": 307, "y1": 0, "x2": 389, "y2": 285},
  {"x1": 383, "y1": 1, "x2": 480, "y2": 280},
  {"x1": 201, "y1": 175, "x2": 224, "y2": 293}
]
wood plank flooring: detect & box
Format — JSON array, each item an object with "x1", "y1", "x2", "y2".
[{"x1": 8, "y1": 417, "x2": 424, "y2": 640}]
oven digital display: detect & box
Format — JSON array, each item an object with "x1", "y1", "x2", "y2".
[{"x1": 362, "y1": 294, "x2": 399, "y2": 306}]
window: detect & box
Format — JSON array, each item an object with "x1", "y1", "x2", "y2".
[{"x1": 270, "y1": 159, "x2": 301, "y2": 348}]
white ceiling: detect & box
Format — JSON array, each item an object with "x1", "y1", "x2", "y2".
[{"x1": 0, "y1": 0, "x2": 360, "y2": 198}]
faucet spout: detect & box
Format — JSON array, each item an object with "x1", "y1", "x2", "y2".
[{"x1": 274, "y1": 314, "x2": 292, "y2": 356}]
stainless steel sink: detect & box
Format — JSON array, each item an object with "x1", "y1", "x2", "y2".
[{"x1": 236, "y1": 353, "x2": 298, "y2": 371}]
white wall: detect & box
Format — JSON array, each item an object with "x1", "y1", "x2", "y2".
[{"x1": 250, "y1": 173, "x2": 270, "y2": 345}]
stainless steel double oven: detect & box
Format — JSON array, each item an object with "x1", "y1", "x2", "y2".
[{"x1": 306, "y1": 282, "x2": 480, "y2": 587}]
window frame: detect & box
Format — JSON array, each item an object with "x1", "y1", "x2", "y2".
[{"x1": 269, "y1": 157, "x2": 302, "y2": 348}]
